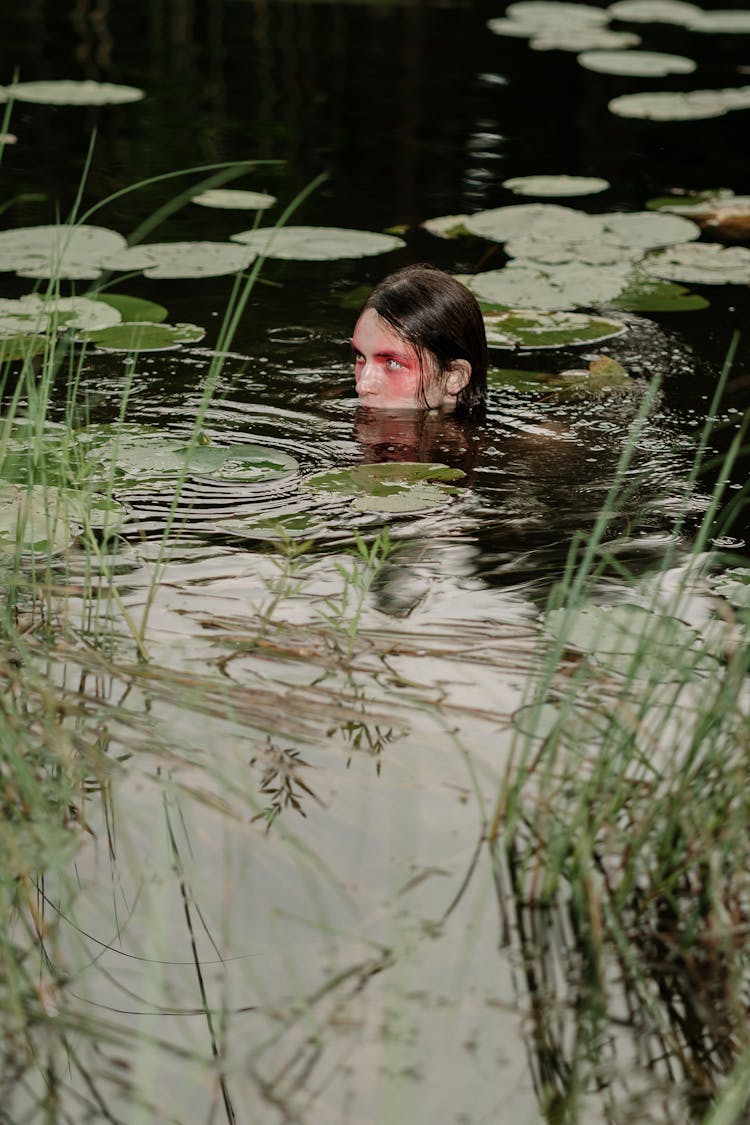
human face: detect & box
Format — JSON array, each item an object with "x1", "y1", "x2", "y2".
[{"x1": 352, "y1": 308, "x2": 449, "y2": 410}]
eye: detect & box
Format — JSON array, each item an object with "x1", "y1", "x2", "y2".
[
  {"x1": 385, "y1": 357, "x2": 404, "y2": 371},
  {"x1": 353, "y1": 351, "x2": 364, "y2": 365}
]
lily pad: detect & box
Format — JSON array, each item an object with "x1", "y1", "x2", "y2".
[
  {"x1": 609, "y1": 87, "x2": 750, "y2": 121},
  {"x1": 645, "y1": 192, "x2": 750, "y2": 239},
  {"x1": 507, "y1": 1, "x2": 611, "y2": 23},
  {"x1": 643, "y1": 243, "x2": 750, "y2": 285},
  {"x1": 531, "y1": 28, "x2": 641, "y2": 49},
  {"x1": 502, "y1": 175, "x2": 609, "y2": 197},
  {"x1": 0, "y1": 294, "x2": 121, "y2": 336},
  {"x1": 303, "y1": 462, "x2": 465, "y2": 513},
  {"x1": 420, "y1": 214, "x2": 472, "y2": 238},
  {"x1": 81, "y1": 426, "x2": 299, "y2": 485},
  {"x1": 0, "y1": 224, "x2": 127, "y2": 280},
  {"x1": 230, "y1": 225, "x2": 406, "y2": 261},
  {"x1": 0, "y1": 483, "x2": 75, "y2": 553},
  {"x1": 93, "y1": 293, "x2": 169, "y2": 323},
  {"x1": 577, "y1": 49, "x2": 696, "y2": 75},
  {"x1": 709, "y1": 568, "x2": 750, "y2": 610},
  {"x1": 690, "y1": 10, "x2": 750, "y2": 33},
  {"x1": 191, "y1": 189, "x2": 277, "y2": 210},
  {"x1": 0, "y1": 335, "x2": 47, "y2": 361},
  {"x1": 489, "y1": 354, "x2": 632, "y2": 394},
  {"x1": 104, "y1": 241, "x2": 257, "y2": 279},
  {"x1": 545, "y1": 603, "x2": 717, "y2": 680},
  {"x1": 9, "y1": 80, "x2": 145, "y2": 106},
  {"x1": 75, "y1": 321, "x2": 206, "y2": 352},
  {"x1": 609, "y1": 269, "x2": 709, "y2": 311},
  {"x1": 481, "y1": 308, "x2": 627, "y2": 348},
  {"x1": 607, "y1": 0, "x2": 702, "y2": 24},
  {"x1": 463, "y1": 202, "x2": 588, "y2": 244},
  {"x1": 469, "y1": 262, "x2": 634, "y2": 311}
]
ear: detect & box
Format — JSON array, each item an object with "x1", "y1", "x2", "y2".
[{"x1": 445, "y1": 359, "x2": 471, "y2": 396}]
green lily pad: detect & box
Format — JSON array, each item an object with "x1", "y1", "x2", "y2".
[
  {"x1": 191, "y1": 189, "x2": 277, "y2": 210},
  {"x1": 76, "y1": 321, "x2": 205, "y2": 352},
  {"x1": 174, "y1": 443, "x2": 299, "y2": 482},
  {"x1": 481, "y1": 308, "x2": 627, "y2": 349},
  {"x1": 0, "y1": 294, "x2": 122, "y2": 336},
  {"x1": 607, "y1": 0, "x2": 701, "y2": 24},
  {"x1": 643, "y1": 243, "x2": 750, "y2": 284},
  {"x1": 502, "y1": 175, "x2": 609, "y2": 197},
  {"x1": 489, "y1": 355, "x2": 632, "y2": 394},
  {"x1": 709, "y1": 568, "x2": 750, "y2": 610},
  {"x1": 609, "y1": 87, "x2": 750, "y2": 121},
  {"x1": 646, "y1": 189, "x2": 737, "y2": 214},
  {"x1": 545, "y1": 603, "x2": 717, "y2": 680},
  {"x1": 230, "y1": 225, "x2": 406, "y2": 261},
  {"x1": 304, "y1": 462, "x2": 465, "y2": 513},
  {"x1": 609, "y1": 269, "x2": 710, "y2": 311},
  {"x1": 8, "y1": 80, "x2": 145, "y2": 106},
  {"x1": 104, "y1": 241, "x2": 257, "y2": 279},
  {"x1": 0, "y1": 335, "x2": 47, "y2": 361},
  {"x1": 93, "y1": 293, "x2": 169, "y2": 324},
  {"x1": 0, "y1": 224, "x2": 127, "y2": 280},
  {"x1": 577, "y1": 49, "x2": 696, "y2": 76}
]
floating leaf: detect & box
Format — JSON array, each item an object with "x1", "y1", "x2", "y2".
[
  {"x1": 507, "y1": 1, "x2": 611, "y2": 23},
  {"x1": 609, "y1": 268, "x2": 710, "y2": 310},
  {"x1": 304, "y1": 462, "x2": 464, "y2": 513},
  {"x1": 463, "y1": 202, "x2": 589, "y2": 244},
  {"x1": 545, "y1": 603, "x2": 717, "y2": 680},
  {"x1": 0, "y1": 294, "x2": 121, "y2": 336},
  {"x1": 469, "y1": 262, "x2": 633, "y2": 311},
  {"x1": 0, "y1": 224, "x2": 127, "y2": 280},
  {"x1": 0, "y1": 335, "x2": 47, "y2": 361},
  {"x1": 80, "y1": 426, "x2": 298, "y2": 485},
  {"x1": 191, "y1": 188, "x2": 277, "y2": 210},
  {"x1": 104, "y1": 241, "x2": 257, "y2": 279},
  {"x1": 643, "y1": 243, "x2": 750, "y2": 284},
  {"x1": 645, "y1": 189, "x2": 737, "y2": 214},
  {"x1": 502, "y1": 175, "x2": 609, "y2": 197},
  {"x1": 76, "y1": 321, "x2": 205, "y2": 352},
  {"x1": 709, "y1": 568, "x2": 750, "y2": 611},
  {"x1": 230, "y1": 225, "x2": 405, "y2": 261},
  {"x1": 609, "y1": 87, "x2": 750, "y2": 121},
  {"x1": 645, "y1": 192, "x2": 750, "y2": 238},
  {"x1": 481, "y1": 307, "x2": 627, "y2": 348},
  {"x1": 9, "y1": 80, "x2": 144, "y2": 106},
  {"x1": 420, "y1": 214, "x2": 472, "y2": 238},
  {"x1": 690, "y1": 10, "x2": 750, "y2": 33},
  {"x1": 489, "y1": 355, "x2": 631, "y2": 394},
  {"x1": 608, "y1": 0, "x2": 702, "y2": 24},
  {"x1": 0, "y1": 483, "x2": 75, "y2": 552},
  {"x1": 577, "y1": 49, "x2": 696, "y2": 75},
  {"x1": 93, "y1": 293, "x2": 169, "y2": 323},
  {"x1": 532, "y1": 28, "x2": 641, "y2": 49}
]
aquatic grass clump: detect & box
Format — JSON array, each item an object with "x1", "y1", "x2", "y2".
[{"x1": 487, "y1": 334, "x2": 750, "y2": 1114}]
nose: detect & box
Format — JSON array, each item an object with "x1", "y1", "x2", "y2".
[{"x1": 356, "y1": 360, "x2": 380, "y2": 395}]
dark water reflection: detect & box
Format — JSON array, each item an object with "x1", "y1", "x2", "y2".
[{"x1": 3, "y1": 2, "x2": 750, "y2": 1122}]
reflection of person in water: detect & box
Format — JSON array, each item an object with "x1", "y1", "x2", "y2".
[{"x1": 351, "y1": 264, "x2": 488, "y2": 414}]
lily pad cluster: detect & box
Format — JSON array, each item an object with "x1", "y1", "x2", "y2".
[
  {"x1": 0, "y1": 291, "x2": 204, "y2": 354},
  {"x1": 435, "y1": 202, "x2": 713, "y2": 314},
  {"x1": 487, "y1": 2, "x2": 641, "y2": 51},
  {"x1": 0, "y1": 222, "x2": 405, "y2": 282},
  {"x1": 303, "y1": 462, "x2": 465, "y2": 514}
]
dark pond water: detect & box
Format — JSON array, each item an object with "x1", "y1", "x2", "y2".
[{"x1": 2, "y1": 2, "x2": 750, "y2": 1123}]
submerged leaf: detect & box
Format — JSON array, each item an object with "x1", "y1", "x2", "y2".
[
  {"x1": 502, "y1": 174, "x2": 609, "y2": 196},
  {"x1": 230, "y1": 225, "x2": 406, "y2": 260},
  {"x1": 304, "y1": 462, "x2": 465, "y2": 513},
  {"x1": 9, "y1": 80, "x2": 144, "y2": 105}
]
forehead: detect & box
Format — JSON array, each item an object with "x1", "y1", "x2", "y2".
[{"x1": 352, "y1": 308, "x2": 419, "y2": 360}]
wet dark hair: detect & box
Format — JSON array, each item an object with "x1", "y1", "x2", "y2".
[{"x1": 360, "y1": 263, "x2": 488, "y2": 414}]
